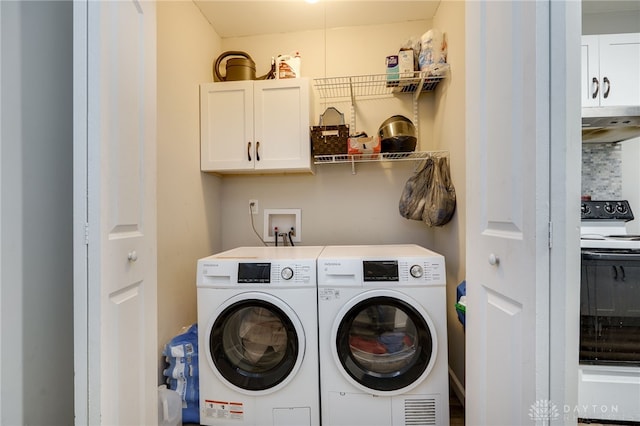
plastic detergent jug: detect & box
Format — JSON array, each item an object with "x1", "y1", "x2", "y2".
[{"x1": 158, "y1": 385, "x2": 182, "y2": 426}]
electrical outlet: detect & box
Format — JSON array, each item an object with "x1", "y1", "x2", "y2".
[{"x1": 249, "y1": 199, "x2": 258, "y2": 215}]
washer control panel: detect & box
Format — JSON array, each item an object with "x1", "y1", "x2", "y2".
[
  {"x1": 197, "y1": 246, "x2": 324, "y2": 288},
  {"x1": 238, "y1": 262, "x2": 313, "y2": 284},
  {"x1": 198, "y1": 260, "x2": 315, "y2": 287}
]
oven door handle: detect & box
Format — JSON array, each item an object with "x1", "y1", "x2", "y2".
[{"x1": 583, "y1": 250, "x2": 640, "y2": 261}]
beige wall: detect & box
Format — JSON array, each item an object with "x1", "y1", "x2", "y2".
[
  {"x1": 433, "y1": 0, "x2": 466, "y2": 403},
  {"x1": 156, "y1": 0, "x2": 223, "y2": 379},
  {"x1": 218, "y1": 20, "x2": 443, "y2": 250},
  {"x1": 156, "y1": 1, "x2": 467, "y2": 401},
  {"x1": 217, "y1": 3, "x2": 467, "y2": 401}
]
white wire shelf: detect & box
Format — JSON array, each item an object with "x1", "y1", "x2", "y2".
[
  {"x1": 314, "y1": 150, "x2": 448, "y2": 165},
  {"x1": 313, "y1": 72, "x2": 445, "y2": 101}
]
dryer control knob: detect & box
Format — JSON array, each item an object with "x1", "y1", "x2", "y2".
[
  {"x1": 281, "y1": 267, "x2": 294, "y2": 280},
  {"x1": 410, "y1": 265, "x2": 423, "y2": 278}
]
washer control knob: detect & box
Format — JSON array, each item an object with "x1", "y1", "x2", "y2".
[
  {"x1": 410, "y1": 264, "x2": 423, "y2": 278},
  {"x1": 281, "y1": 267, "x2": 294, "y2": 280}
]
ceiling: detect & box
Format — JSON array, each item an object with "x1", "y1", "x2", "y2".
[
  {"x1": 193, "y1": 1, "x2": 441, "y2": 38},
  {"x1": 194, "y1": 1, "x2": 640, "y2": 39}
]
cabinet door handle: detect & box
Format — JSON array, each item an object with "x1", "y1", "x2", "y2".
[
  {"x1": 247, "y1": 141, "x2": 252, "y2": 161},
  {"x1": 591, "y1": 77, "x2": 599, "y2": 99},
  {"x1": 256, "y1": 141, "x2": 260, "y2": 161},
  {"x1": 603, "y1": 76, "x2": 610, "y2": 99}
]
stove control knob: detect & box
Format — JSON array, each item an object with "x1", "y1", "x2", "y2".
[
  {"x1": 604, "y1": 203, "x2": 615, "y2": 214},
  {"x1": 410, "y1": 265, "x2": 423, "y2": 278},
  {"x1": 581, "y1": 203, "x2": 590, "y2": 215},
  {"x1": 281, "y1": 267, "x2": 294, "y2": 281},
  {"x1": 616, "y1": 203, "x2": 627, "y2": 214}
]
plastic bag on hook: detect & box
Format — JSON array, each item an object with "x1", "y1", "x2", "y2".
[
  {"x1": 399, "y1": 157, "x2": 434, "y2": 220},
  {"x1": 398, "y1": 154, "x2": 456, "y2": 227},
  {"x1": 423, "y1": 155, "x2": 456, "y2": 226}
]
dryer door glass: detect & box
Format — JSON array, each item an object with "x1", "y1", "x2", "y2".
[
  {"x1": 210, "y1": 299, "x2": 300, "y2": 391},
  {"x1": 335, "y1": 296, "x2": 433, "y2": 392}
]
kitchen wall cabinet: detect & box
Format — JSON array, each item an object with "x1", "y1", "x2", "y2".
[
  {"x1": 581, "y1": 33, "x2": 640, "y2": 107},
  {"x1": 200, "y1": 78, "x2": 311, "y2": 173}
]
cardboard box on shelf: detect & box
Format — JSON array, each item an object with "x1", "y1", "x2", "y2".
[
  {"x1": 398, "y1": 49, "x2": 415, "y2": 78},
  {"x1": 348, "y1": 136, "x2": 381, "y2": 159}
]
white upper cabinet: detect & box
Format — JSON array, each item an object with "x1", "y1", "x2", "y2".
[
  {"x1": 201, "y1": 78, "x2": 312, "y2": 173},
  {"x1": 581, "y1": 33, "x2": 640, "y2": 107}
]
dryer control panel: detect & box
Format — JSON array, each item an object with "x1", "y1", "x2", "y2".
[{"x1": 319, "y1": 256, "x2": 445, "y2": 287}]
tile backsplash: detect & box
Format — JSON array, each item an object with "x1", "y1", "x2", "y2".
[{"x1": 582, "y1": 143, "x2": 622, "y2": 199}]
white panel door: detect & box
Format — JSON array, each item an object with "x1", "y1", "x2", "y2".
[
  {"x1": 466, "y1": 1, "x2": 550, "y2": 425},
  {"x1": 74, "y1": 0, "x2": 157, "y2": 424}
]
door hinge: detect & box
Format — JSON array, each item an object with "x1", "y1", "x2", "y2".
[
  {"x1": 84, "y1": 222, "x2": 89, "y2": 245},
  {"x1": 548, "y1": 221, "x2": 553, "y2": 249}
]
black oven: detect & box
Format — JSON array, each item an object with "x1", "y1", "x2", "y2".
[
  {"x1": 578, "y1": 200, "x2": 640, "y2": 422},
  {"x1": 580, "y1": 248, "x2": 640, "y2": 365}
]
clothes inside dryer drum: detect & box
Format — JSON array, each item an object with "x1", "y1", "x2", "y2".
[
  {"x1": 210, "y1": 298, "x2": 300, "y2": 391},
  {"x1": 335, "y1": 296, "x2": 433, "y2": 391},
  {"x1": 239, "y1": 307, "x2": 287, "y2": 363},
  {"x1": 348, "y1": 305, "x2": 418, "y2": 374},
  {"x1": 223, "y1": 306, "x2": 287, "y2": 371}
]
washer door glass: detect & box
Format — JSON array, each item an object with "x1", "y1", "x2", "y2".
[
  {"x1": 210, "y1": 299, "x2": 300, "y2": 391},
  {"x1": 335, "y1": 296, "x2": 434, "y2": 392}
]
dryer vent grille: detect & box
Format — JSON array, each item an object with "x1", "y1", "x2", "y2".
[{"x1": 404, "y1": 398, "x2": 437, "y2": 425}]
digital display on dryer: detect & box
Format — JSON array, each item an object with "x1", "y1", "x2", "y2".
[
  {"x1": 238, "y1": 263, "x2": 271, "y2": 283},
  {"x1": 363, "y1": 260, "x2": 399, "y2": 281}
]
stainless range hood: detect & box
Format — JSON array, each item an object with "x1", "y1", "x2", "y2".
[{"x1": 582, "y1": 106, "x2": 640, "y2": 143}]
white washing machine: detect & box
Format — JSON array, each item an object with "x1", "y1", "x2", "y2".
[
  {"x1": 196, "y1": 246, "x2": 324, "y2": 426},
  {"x1": 317, "y1": 244, "x2": 450, "y2": 426}
]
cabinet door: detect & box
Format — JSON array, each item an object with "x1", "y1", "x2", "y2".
[
  {"x1": 253, "y1": 78, "x2": 311, "y2": 171},
  {"x1": 581, "y1": 35, "x2": 600, "y2": 107},
  {"x1": 598, "y1": 33, "x2": 640, "y2": 106},
  {"x1": 201, "y1": 81, "x2": 254, "y2": 171}
]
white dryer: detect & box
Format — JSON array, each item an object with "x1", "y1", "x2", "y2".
[
  {"x1": 317, "y1": 244, "x2": 450, "y2": 426},
  {"x1": 196, "y1": 246, "x2": 324, "y2": 426}
]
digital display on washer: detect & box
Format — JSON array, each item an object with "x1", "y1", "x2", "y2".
[
  {"x1": 363, "y1": 260, "x2": 399, "y2": 281},
  {"x1": 238, "y1": 263, "x2": 271, "y2": 283}
]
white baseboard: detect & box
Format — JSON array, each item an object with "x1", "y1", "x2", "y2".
[{"x1": 448, "y1": 366, "x2": 465, "y2": 407}]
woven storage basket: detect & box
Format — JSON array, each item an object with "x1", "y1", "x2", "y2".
[{"x1": 310, "y1": 125, "x2": 349, "y2": 155}]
